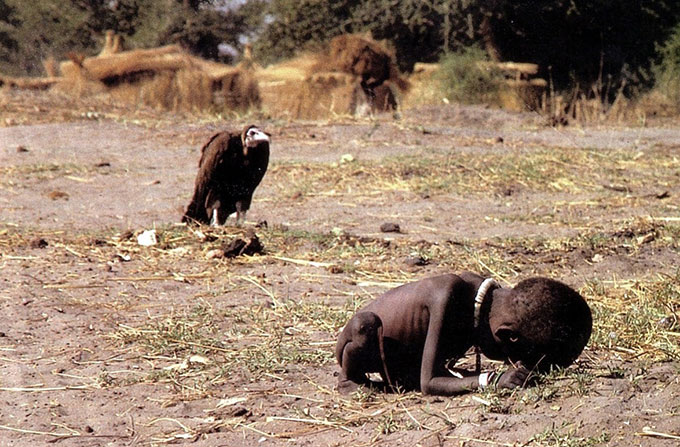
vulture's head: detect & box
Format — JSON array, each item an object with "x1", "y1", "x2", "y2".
[{"x1": 242, "y1": 125, "x2": 270, "y2": 156}]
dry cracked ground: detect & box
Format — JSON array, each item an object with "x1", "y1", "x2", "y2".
[{"x1": 0, "y1": 89, "x2": 679, "y2": 446}]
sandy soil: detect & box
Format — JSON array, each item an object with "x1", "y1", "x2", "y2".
[{"x1": 0, "y1": 90, "x2": 679, "y2": 446}]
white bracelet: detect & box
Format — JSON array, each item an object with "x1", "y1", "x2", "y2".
[{"x1": 478, "y1": 372, "x2": 491, "y2": 389}]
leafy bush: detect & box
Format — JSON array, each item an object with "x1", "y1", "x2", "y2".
[
  {"x1": 436, "y1": 48, "x2": 503, "y2": 105},
  {"x1": 0, "y1": 0, "x2": 253, "y2": 76},
  {"x1": 251, "y1": 0, "x2": 353, "y2": 66},
  {"x1": 252, "y1": 0, "x2": 479, "y2": 70},
  {"x1": 654, "y1": 24, "x2": 680, "y2": 104},
  {"x1": 486, "y1": 0, "x2": 680, "y2": 93},
  {"x1": 254, "y1": 0, "x2": 680, "y2": 94}
]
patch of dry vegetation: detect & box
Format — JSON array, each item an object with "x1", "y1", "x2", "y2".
[
  {"x1": 4, "y1": 214, "x2": 677, "y2": 369},
  {"x1": 267, "y1": 145, "x2": 679, "y2": 199},
  {"x1": 257, "y1": 34, "x2": 408, "y2": 119}
]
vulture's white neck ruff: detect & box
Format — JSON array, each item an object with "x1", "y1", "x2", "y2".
[{"x1": 244, "y1": 128, "x2": 269, "y2": 148}]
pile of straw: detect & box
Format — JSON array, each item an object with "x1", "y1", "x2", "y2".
[
  {"x1": 2, "y1": 33, "x2": 415, "y2": 117},
  {"x1": 256, "y1": 34, "x2": 409, "y2": 119},
  {"x1": 55, "y1": 43, "x2": 259, "y2": 112}
]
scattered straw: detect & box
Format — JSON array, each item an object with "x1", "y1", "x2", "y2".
[
  {"x1": 270, "y1": 255, "x2": 334, "y2": 268},
  {"x1": 443, "y1": 435, "x2": 519, "y2": 446},
  {"x1": 0, "y1": 424, "x2": 72, "y2": 438},
  {"x1": 265, "y1": 416, "x2": 352, "y2": 432},
  {"x1": 0, "y1": 385, "x2": 92, "y2": 392},
  {"x1": 636, "y1": 426, "x2": 680, "y2": 440}
]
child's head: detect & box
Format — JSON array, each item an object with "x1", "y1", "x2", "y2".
[{"x1": 494, "y1": 278, "x2": 592, "y2": 371}]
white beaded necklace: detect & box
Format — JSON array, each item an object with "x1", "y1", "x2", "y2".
[{"x1": 473, "y1": 278, "x2": 498, "y2": 373}]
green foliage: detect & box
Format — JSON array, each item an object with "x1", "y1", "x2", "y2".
[
  {"x1": 654, "y1": 23, "x2": 680, "y2": 104},
  {"x1": 102, "y1": 0, "x2": 252, "y2": 62},
  {"x1": 436, "y1": 47, "x2": 502, "y2": 104},
  {"x1": 253, "y1": 0, "x2": 480, "y2": 70},
  {"x1": 157, "y1": 7, "x2": 248, "y2": 61},
  {"x1": 347, "y1": 0, "x2": 479, "y2": 71},
  {"x1": 0, "y1": 0, "x2": 253, "y2": 76},
  {"x1": 485, "y1": 0, "x2": 680, "y2": 92},
  {"x1": 254, "y1": 0, "x2": 680, "y2": 94},
  {"x1": 2, "y1": 0, "x2": 680, "y2": 97},
  {"x1": 252, "y1": 0, "x2": 353, "y2": 66},
  {"x1": 0, "y1": 0, "x2": 19, "y2": 74},
  {"x1": 4, "y1": 0, "x2": 96, "y2": 75}
]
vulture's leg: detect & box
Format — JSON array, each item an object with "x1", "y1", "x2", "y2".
[
  {"x1": 235, "y1": 202, "x2": 246, "y2": 226},
  {"x1": 235, "y1": 211, "x2": 246, "y2": 227},
  {"x1": 206, "y1": 195, "x2": 221, "y2": 227},
  {"x1": 210, "y1": 209, "x2": 220, "y2": 227}
]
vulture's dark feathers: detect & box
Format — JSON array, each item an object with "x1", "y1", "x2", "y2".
[{"x1": 182, "y1": 125, "x2": 270, "y2": 226}]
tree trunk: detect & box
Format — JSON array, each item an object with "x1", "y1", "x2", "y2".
[{"x1": 480, "y1": 14, "x2": 501, "y2": 62}]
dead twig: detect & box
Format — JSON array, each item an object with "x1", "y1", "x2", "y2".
[
  {"x1": 0, "y1": 385, "x2": 92, "y2": 392},
  {"x1": 636, "y1": 426, "x2": 680, "y2": 440}
]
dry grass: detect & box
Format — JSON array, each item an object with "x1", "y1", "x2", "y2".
[
  {"x1": 266, "y1": 145, "x2": 679, "y2": 199},
  {"x1": 47, "y1": 45, "x2": 261, "y2": 113},
  {"x1": 541, "y1": 77, "x2": 652, "y2": 126},
  {"x1": 2, "y1": 102, "x2": 679, "y2": 444},
  {"x1": 585, "y1": 274, "x2": 680, "y2": 360},
  {"x1": 4, "y1": 215, "x2": 677, "y2": 368},
  {"x1": 1, "y1": 216, "x2": 677, "y2": 444},
  {"x1": 258, "y1": 70, "x2": 360, "y2": 120},
  {"x1": 256, "y1": 34, "x2": 408, "y2": 119}
]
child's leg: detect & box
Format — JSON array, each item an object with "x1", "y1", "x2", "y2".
[{"x1": 335, "y1": 312, "x2": 388, "y2": 393}]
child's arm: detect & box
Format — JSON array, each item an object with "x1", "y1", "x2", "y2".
[
  {"x1": 421, "y1": 334, "x2": 531, "y2": 395},
  {"x1": 418, "y1": 277, "x2": 479, "y2": 395},
  {"x1": 418, "y1": 278, "x2": 530, "y2": 395}
]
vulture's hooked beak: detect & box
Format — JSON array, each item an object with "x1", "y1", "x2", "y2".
[{"x1": 243, "y1": 128, "x2": 270, "y2": 156}]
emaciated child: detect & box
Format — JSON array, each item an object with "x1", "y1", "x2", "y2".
[{"x1": 336, "y1": 272, "x2": 592, "y2": 395}]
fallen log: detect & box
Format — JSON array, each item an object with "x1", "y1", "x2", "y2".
[{"x1": 0, "y1": 75, "x2": 61, "y2": 90}]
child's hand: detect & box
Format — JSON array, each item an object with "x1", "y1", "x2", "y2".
[{"x1": 496, "y1": 366, "x2": 531, "y2": 389}]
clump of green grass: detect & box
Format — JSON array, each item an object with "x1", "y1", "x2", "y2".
[
  {"x1": 108, "y1": 296, "x2": 361, "y2": 387},
  {"x1": 472, "y1": 365, "x2": 594, "y2": 415},
  {"x1": 111, "y1": 304, "x2": 226, "y2": 357},
  {"x1": 476, "y1": 386, "x2": 516, "y2": 414},
  {"x1": 584, "y1": 271, "x2": 680, "y2": 361},
  {"x1": 219, "y1": 295, "x2": 362, "y2": 379},
  {"x1": 375, "y1": 409, "x2": 403, "y2": 435},
  {"x1": 436, "y1": 47, "x2": 504, "y2": 105},
  {"x1": 653, "y1": 24, "x2": 680, "y2": 108},
  {"x1": 521, "y1": 366, "x2": 594, "y2": 407},
  {"x1": 529, "y1": 423, "x2": 609, "y2": 447}
]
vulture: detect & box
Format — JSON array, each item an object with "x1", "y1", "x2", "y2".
[{"x1": 182, "y1": 125, "x2": 270, "y2": 226}]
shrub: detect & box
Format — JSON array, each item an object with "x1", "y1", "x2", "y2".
[
  {"x1": 436, "y1": 47, "x2": 503, "y2": 105},
  {"x1": 653, "y1": 24, "x2": 680, "y2": 105}
]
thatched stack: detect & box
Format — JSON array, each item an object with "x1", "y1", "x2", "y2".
[
  {"x1": 255, "y1": 56, "x2": 360, "y2": 119},
  {"x1": 2, "y1": 33, "x2": 411, "y2": 117},
  {"x1": 55, "y1": 44, "x2": 260, "y2": 112},
  {"x1": 494, "y1": 62, "x2": 547, "y2": 111},
  {"x1": 400, "y1": 63, "x2": 442, "y2": 109},
  {"x1": 256, "y1": 34, "x2": 409, "y2": 119}
]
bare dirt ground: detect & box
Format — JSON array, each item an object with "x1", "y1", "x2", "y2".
[{"x1": 1, "y1": 89, "x2": 679, "y2": 446}]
